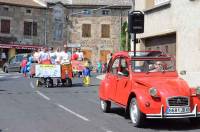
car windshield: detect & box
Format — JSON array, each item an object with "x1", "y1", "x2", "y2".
[
  {"x1": 131, "y1": 59, "x2": 175, "y2": 72},
  {"x1": 16, "y1": 55, "x2": 24, "y2": 62}
]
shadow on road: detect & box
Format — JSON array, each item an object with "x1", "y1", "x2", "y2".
[{"x1": 109, "y1": 107, "x2": 200, "y2": 131}]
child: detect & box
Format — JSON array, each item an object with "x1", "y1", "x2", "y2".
[
  {"x1": 82, "y1": 62, "x2": 91, "y2": 86},
  {"x1": 21, "y1": 58, "x2": 28, "y2": 77}
]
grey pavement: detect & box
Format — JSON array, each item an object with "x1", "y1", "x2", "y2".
[{"x1": 0, "y1": 72, "x2": 200, "y2": 132}]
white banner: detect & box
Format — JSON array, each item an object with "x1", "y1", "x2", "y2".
[{"x1": 35, "y1": 64, "x2": 61, "y2": 78}]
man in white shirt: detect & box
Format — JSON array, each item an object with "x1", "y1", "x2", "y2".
[
  {"x1": 49, "y1": 47, "x2": 57, "y2": 64},
  {"x1": 75, "y1": 48, "x2": 84, "y2": 61},
  {"x1": 60, "y1": 49, "x2": 70, "y2": 64},
  {"x1": 1, "y1": 52, "x2": 6, "y2": 61}
]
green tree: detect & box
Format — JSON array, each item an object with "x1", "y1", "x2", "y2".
[{"x1": 120, "y1": 21, "x2": 130, "y2": 51}]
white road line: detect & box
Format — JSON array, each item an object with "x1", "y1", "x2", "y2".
[
  {"x1": 57, "y1": 103, "x2": 90, "y2": 122},
  {"x1": 10, "y1": 76, "x2": 21, "y2": 79},
  {"x1": 30, "y1": 82, "x2": 34, "y2": 89},
  {"x1": 36, "y1": 91, "x2": 50, "y2": 101},
  {"x1": 100, "y1": 127, "x2": 113, "y2": 132}
]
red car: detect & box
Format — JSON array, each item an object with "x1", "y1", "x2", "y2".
[{"x1": 99, "y1": 51, "x2": 200, "y2": 127}]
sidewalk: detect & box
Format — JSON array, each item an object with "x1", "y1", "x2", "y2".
[{"x1": 96, "y1": 74, "x2": 105, "y2": 80}]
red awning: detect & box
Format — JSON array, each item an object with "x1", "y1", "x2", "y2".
[{"x1": 0, "y1": 44, "x2": 45, "y2": 50}]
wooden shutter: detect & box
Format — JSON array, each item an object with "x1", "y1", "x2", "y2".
[
  {"x1": 1, "y1": 19, "x2": 10, "y2": 34},
  {"x1": 82, "y1": 24, "x2": 91, "y2": 37},
  {"x1": 101, "y1": 24, "x2": 110, "y2": 38}
]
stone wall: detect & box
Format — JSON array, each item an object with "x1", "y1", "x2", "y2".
[
  {"x1": 0, "y1": 5, "x2": 46, "y2": 45},
  {"x1": 68, "y1": 7, "x2": 129, "y2": 64}
]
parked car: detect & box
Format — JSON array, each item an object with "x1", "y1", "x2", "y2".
[
  {"x1": 2, "y1": 53, "x2": 30, "y2": 73},
  {"x1": 99, "y1": 51, "x2": 200, "y2": 127}
]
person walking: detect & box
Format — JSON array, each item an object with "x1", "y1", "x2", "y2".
[
  {"x1": 82, "y1": 62, "x2": 91, "y2": 87},
  {"x1": 49, "y1": 47, "x2": 57, "y2": 64},
  {"x1": 21, "y1": 57, "x2": 28, "y2": 77},
  {"x1": 97, "y1": 61, "x2": 102, "y2": 73},
  {"x1": 38, "y1": 47, "x2": 51, "y2": 64}
]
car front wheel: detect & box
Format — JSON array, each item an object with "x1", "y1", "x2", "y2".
[
  {"x1": 4, "y1": 67, "x2": 8, "y2": 73},
  {"x1": 100, "y1": 99, "x2": 111, "y2": 113},
  {"x1": 129, "y1": 98, "x2": 145, "y2": 127}
]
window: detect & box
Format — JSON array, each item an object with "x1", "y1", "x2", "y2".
[
  {"x1": 145, "y1": 0, "x2": 154, "y2": 9},
  {"x1": 145, "y1": 0, "x2": 170, "y2": 10},
  {"x1": 154, "y1": 0, "x2": 170, "y2": 6},
  {"x1": 82, "y1": 24, "x2": 91, "y2": 38},
  {"x1": 1, "y1": 19, "x2": 10, "y2": 34},
  {"x1": 3, "y1": 7, "x2": 9, "y2": 11},
  {"x1": 26, "y1": 9, "x2": 32, "y2": 14},
  {"x1": 165, "y1": 45, "x2": 169, "y2": 53},
  {"x1": 110, "y1": 58, "x2": 120, "y2": 74},
  {"x1": 156, "y1": 46, "x2": 160, "y2": 50},
  {"x1": 24, "y1": 21, "x2": 37, "y2": 36},
  {"x1": 83, "y1": 9, "x2": 92, "y2": 15},
  {"x1": 101, "y1": 24, "x2": 110, "y2": 38},
  {"x1": 9, "y1": 56, "x2": 16, "y2": 64},
  {"x1": 119, "y1": 58, "x2": 129, "y2": 76},
  {"x1": 102, "y1": 10, "x2": 110, "y2": 15}
]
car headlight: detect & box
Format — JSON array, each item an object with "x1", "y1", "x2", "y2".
[
  {"x1": 196, "y1": 86, "x2": 200, "y2": 95},
  {"x1": 149, "y1": 87, "x2": 159, "y2": 97}
]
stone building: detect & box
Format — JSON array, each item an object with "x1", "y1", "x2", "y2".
[
  {"x1": 0, "y1": 0, "x2": 132, "y2": 67},
  {"x1": 65, "y1": 1, "x2": 131, "y2": 64},
  {"x1": 135, "y1": 0, "x2": 200, "y2": 77},
  {"x1": 0, "y1": 0, "x2": 69, "y2": 67}
]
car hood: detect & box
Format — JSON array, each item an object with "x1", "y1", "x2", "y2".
[{"x1": 134, "y1": 77, "x2": 191, "y2": 97}]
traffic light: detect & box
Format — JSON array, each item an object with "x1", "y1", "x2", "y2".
[{"x1": 128, "y1": 11, "x2": 144, "y2": 33}]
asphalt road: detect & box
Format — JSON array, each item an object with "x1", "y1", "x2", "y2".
[{"x1": 0, "y1": 72, "x2": 200, "y2": 132}]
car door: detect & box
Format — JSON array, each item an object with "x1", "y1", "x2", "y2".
[
  {"x1": 15, "y1": 54, "x2": 24, "y2": 72},
  {"x1": 115, "y1": 57, "x2": 131, "y2": 106},
  {"x1": 8, "y1": 56, "x2": 18, "y2": 72},
  {"x1": 107, "y1": 57, "x2": 120, "y2": 101}
]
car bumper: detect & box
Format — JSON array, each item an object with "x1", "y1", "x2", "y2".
[{"x1": 146, "y1": 104, "x2": 200, "y2": 119}]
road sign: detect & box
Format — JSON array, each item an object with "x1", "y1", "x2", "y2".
[{"x1": 128, "y1": 11, "x2": 144, "y2": 33}]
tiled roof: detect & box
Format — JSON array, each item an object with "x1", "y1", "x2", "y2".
[
  {"x1": 72, "y1": 0, "x2": 132, "y2": 6},
  {"x1": 0, "y1": 0, "x2": 46, "y2": 8},
  {"x1": 45, "y1": 0, "x2": 132, "y2": 6}
]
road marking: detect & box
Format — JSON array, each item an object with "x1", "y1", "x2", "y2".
[
  {"x1": 36, "y1": 91, "x2": 50, "y2": 101},
  {"x1": 87, "y1": 99, "x2": 99, "y2": 105},
  {"x1": 10, "y1": 76, "x2": 21, "y2": 79},
  {"x1": 101, "y1": 127, "x2": 113, "y2": 132},
  {"x1": 57, "y1": 103, "x2": 90, "y2": 122},
  {"x1": 30, "y1": 82, "x2": 34, "y2": 89}
]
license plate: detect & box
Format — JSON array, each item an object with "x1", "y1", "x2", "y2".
[{"x1": 166, "y1": 107, "x2": 190, "y2": 114}]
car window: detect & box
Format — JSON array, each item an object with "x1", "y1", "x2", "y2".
[
  {"x1": 131, "y1": 60, "x2": 175, "y2": 72},
  {"x1": 119, "y1": 58, "x2": 129, "y2": 76},
  {"x1": 9, "y1": 57, "x2": 16, "y2": 64},
  {"x1": 110, "y1": 58, "x2": 120, "y2": 74},
  {"x1": 16, "y1": 55, "x2": 24, "y2": 62}
]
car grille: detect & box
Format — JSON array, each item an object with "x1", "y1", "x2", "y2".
[{"x1": 167, "y1": 97, "x2": 189, "y2": 106}]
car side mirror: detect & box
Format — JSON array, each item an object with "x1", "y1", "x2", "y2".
[{"x1": 180, "y1": 70, "x2": 186, "y2": 75}]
